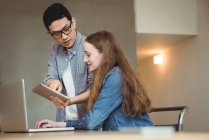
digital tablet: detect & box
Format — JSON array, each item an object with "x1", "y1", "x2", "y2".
[{"x1": 32, "y1": 83, "x2": 70, "y2": 102}]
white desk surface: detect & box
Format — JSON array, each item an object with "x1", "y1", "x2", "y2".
[{"x1": 0, "y1": 131, "x2": 209, "y2": 140}]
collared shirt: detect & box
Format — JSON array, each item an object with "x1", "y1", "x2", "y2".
[
  {"x1": 66, "y1": 67, "x2": 153, "y2": 130},
  {"x1": 43, "y1": 32, "x2": 92, "y2": 121}
]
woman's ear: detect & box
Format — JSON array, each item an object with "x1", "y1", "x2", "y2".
[{"x1": 72, "y1": 17, "x2": 76, "y2": 29}]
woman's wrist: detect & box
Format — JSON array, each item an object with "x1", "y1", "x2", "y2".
[
  {"x1": 65, "y1": 98, "x2": 73, "y2": 107},
  {"x1": 57, "y1": 122, "x2": 67, "y2": 128}
]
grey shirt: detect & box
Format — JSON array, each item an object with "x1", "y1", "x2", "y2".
[{"x1": 43, "y1": 32, "x2": 92, "y2": 121}]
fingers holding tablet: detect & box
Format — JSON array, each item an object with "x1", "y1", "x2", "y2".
[{"x1": 49, "y1": 96, "x2": 66, "y2": 109}]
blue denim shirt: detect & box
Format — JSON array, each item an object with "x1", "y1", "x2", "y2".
[{"x1": 66, "y1": 67, "x2": 153, "y2": 130}]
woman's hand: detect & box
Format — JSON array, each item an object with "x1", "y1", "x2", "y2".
[
  {"x1": 49, "y1": 90, "x2": 90, "y2": 109},
  {"x1": 35, "y1": 119, "x2": 66, "y2": 128},
  {"x1": 49, "y1": 96, "x2": 72, "y2": 109}
]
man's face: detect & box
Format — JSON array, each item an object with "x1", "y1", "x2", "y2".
[{"x1": 48, "y1": 17, "x2": 77, "y2": 48}]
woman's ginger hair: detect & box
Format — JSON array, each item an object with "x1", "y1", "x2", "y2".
[{"x1": 86, "y1": 31, "x2": 151, "y2": 118}]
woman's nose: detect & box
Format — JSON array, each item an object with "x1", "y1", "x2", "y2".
[{"x1": 84, "y1": 56, "x2": 87, "y2": 63}]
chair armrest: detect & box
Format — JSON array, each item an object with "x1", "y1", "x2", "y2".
[{"x1": 151, "y1": 106, "x2": 188, "y2": 112}]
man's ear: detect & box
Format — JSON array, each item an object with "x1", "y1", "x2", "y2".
[{"x1": 72, "y1": 17, "x2": 76, "y2": 29}]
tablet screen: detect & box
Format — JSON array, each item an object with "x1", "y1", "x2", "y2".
[{"x1": 32, "y1": 83, "x2": 70, "y2": 102}]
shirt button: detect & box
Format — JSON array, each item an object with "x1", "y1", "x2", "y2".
[{"x1": 65, "y1": 59, "x2": 68, "y2": 61}]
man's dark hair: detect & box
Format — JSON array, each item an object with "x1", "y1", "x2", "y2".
[{"x1": 43, "y1": 3, "x2": 72, "y2": 31}]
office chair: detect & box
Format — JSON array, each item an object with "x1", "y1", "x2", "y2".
[{"x1": 150, "y1": 106, "x2": 189, "y2": 132}]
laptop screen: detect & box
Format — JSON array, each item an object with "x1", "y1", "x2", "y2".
[{"x1": 0, "y1": 79, "x2": 29, "y2": 132}]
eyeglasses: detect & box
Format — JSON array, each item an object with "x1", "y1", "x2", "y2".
[{"x1": 50, "y1": 22, "x2": 72, "y2": 39}]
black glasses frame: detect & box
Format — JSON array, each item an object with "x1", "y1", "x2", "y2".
[{"x1": 50, "y1": 21, "x2": 72, "y2": 39}]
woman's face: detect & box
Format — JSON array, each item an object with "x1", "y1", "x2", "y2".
[{"x1": 84, "y1": 41, "x2": 103, "y2": 72}]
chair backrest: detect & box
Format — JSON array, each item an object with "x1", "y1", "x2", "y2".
[{"x1": 150, "y1": 106, "x2": 189, "y2": 132}]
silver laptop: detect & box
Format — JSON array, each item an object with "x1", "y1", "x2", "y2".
[{"x1": 0, "y1": 79, "x2": 74, "y2": 132}]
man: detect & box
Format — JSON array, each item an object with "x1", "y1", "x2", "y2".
[{"x1": 42, "y1": 3, "x2": 91, "y2": 122}]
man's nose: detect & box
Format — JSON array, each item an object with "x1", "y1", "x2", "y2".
[{"x1": 61, "y1": 32, "x2": 68, "y2": 39}]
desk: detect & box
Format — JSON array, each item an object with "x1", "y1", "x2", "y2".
[{"x1": 0, "y1": 131, "x2": 209, "y2": 140}]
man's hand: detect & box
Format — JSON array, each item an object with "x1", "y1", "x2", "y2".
[{"x1": 46, "y1": 79, "x2": 62, "y2": 92}]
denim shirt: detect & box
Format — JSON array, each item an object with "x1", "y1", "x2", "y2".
[
  {"x1": 66, "y1": 67, "x2": 153, "y2": 130},
  {"x1": 43, "y1": 32, "x2": 92, "y2": 121}
]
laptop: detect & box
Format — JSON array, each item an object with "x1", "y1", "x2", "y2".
[{"x1": 0, "y1": 79, "x2": 74, "y2": 132}]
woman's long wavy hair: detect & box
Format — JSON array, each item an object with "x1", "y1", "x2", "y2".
[{"x1": 86, "y1": 31, "x2": 151, "y2": 118}]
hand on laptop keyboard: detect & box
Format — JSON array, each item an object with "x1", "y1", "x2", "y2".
[{"x1": 35, "y1": 119, "x2": 66, "y2": 128}]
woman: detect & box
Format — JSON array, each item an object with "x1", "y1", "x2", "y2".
[{"x1": 36, "y1": 31, "x2": 153, "y2": 130}]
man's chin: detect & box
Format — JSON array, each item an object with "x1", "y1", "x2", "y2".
[{"x1": 63, "y1": 44, "x2": 73, "y2": 49}]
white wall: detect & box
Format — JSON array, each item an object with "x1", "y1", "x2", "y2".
[
  {"x1": 135, "y1": 0, "x2": 197, "y2": 35},
  {"x1": 137, "y1": 0, "x2": 209, "y2": 132},
  {"x1": 0, "y1": 0, "x2": 136, "y2": 128}
]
